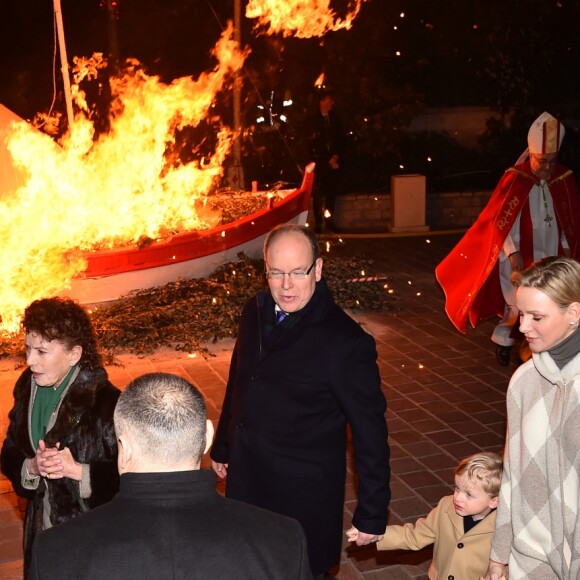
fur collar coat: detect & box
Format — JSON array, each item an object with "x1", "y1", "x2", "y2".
[{"x1": 1, "y1": 366, "x2": 120, "y2": 570}]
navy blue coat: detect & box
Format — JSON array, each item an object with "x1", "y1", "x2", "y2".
[{"x1": 211, "y1": 279, "x2": 390, "y2": 575}]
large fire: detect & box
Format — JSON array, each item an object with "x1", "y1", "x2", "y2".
[
  {"x1": 0, "y1": 0, "x2": 367, "y2": 334},
  {"x1": 0, "y1": 23, "x2": 245, "y2": 333},
  {"x1": 246, "y1": 0, "x2": 366, "y2": 38}
]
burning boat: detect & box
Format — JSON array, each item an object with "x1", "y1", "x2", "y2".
[
  {"x1": 0, "y1": 86, "x2": 312, "y2": 330},
  {"x1": 66, "y1": 164, "x2": 313, "y2": 304},
  {"x1": 1, "y1": 0, "x2": 365, "y2": 330}
]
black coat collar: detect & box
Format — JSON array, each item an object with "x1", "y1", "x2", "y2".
[
  {"x1": 258, "y1": 278, "x2": 334, "y2": 354},
  {"x1": 119, "y1": 469, "x2": 216, "y2": 500}
]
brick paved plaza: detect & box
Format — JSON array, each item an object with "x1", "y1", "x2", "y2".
[{"x1": 0, "y1": 233, "x2": 513, "y2": 579}]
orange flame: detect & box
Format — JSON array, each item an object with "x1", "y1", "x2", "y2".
[
  {"x1": 246, "y1": 0, "x2": 366, "y2": 38},
  {"x1": 0, "y1": 23, "x2": 246, "y2": 333}
]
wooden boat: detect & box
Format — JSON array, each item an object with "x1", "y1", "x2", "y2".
[{"x1": 66, "y1": 163, "x2": 314, "y2": 303}]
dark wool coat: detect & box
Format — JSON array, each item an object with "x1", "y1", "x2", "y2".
[
  {"x1": 211, "y1": 279, "x2": 391, "y2": 575},
  {"x1": 29, "y1": 470, "x2": 313, "y2": 580},
  {"x1": 0, "y1": 366, "x2": 120, "y2": 569}
]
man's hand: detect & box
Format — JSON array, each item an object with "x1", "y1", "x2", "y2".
[
  {"x1": 480, "y1": 560, "x2": 508, "y2": 580},
  {"x1": 509, "y1": 250, "x2": 524, "y2": 273},
  {"x1": 328, "y1": 155, "x2": 340, "y2": 170},
  {"x1": 212, "y1": 460, "x2": 228, "y2": 479},
  {"x1": 345, "y1": 526, "x2": 384, "y2": 546}
]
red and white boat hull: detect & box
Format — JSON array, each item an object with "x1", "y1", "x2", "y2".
[{"x1": 66, "y1": 165, "x2": 314, "y2": 304}]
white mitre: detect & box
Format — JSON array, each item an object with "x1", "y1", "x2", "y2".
[{"x1": 528, "y1": 111, "x2": 565, "y2": 155}]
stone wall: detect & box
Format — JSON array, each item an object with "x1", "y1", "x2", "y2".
[{"x1": 333, "y1": 189, "x2": 492, "y2": 232}]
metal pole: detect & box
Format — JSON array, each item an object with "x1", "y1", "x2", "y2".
[
  {"x1": 53, "y1": 0, "x2": 74, "y2": 130},
  {"x1": 105, "y1": 0, "x2": 120, "y2": 75},
  {"x1": 232, "y1": 0, "x2": 244, "y2": 190}
]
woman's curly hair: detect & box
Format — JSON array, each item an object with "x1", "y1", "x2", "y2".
[{"x1": 23, "y1": 297, "x2": 102, "y2": 370}]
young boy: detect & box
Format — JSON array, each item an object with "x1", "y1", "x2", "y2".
[{"x1": 347, "y1": 451, "x2": 502, "y2": 579}]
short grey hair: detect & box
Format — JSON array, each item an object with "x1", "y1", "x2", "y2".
[{"x1": 114, "y1": 372, "x2": 207, "y2": 466}]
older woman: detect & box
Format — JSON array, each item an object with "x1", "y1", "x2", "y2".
[
  {"x1": 484, "y1": 256, "x2": 580, "y2": 579},
  {"x1": 0, "y1": 297, "x2": 120, "y2": 571}
]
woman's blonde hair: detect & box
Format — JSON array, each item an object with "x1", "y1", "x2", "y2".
[{"x1": 512, "y1": 256, "x2": 580, "y2": 308}]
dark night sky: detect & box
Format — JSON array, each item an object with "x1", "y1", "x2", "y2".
[
  {"x1": 0, "y1": 0, "x2": 232, "y2": 119},
  {"x1": 2, "y1": 0, "x2": 580, "y2": 120},
  {"x1": 2, "y1": 0, "x2": 580, "y2": 188}
]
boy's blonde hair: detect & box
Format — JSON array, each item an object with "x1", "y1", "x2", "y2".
[{"x1": 454, "y1": 451, "x2": 503, "y2": 497}]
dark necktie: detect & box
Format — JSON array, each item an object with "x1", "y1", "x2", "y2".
[{"x1": 275, "y1": 310, "x2": 287, "y2": 324}]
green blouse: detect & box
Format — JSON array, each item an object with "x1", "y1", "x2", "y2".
[{"x1": 31, "y1": 365, "x2": 77, "y2": 449}]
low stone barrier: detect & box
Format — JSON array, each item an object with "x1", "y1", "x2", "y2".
[{"x1": 332, "y1": 189, "x2": 491, "y2": 232}]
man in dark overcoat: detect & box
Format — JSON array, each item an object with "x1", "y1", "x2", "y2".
[
  {"x1": 29, "y1": 373, "x2": 313, "y2": 580},
  {"x1": 211, "y1": 224, "x2": 391, "y2": 577},
  {"x1": 309, "y1": 89, "x2": 345, "y2": 233}
]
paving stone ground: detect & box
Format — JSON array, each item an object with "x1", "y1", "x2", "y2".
[{"x1": 0, "y1": 232, "x2": 514, "y2": 579}]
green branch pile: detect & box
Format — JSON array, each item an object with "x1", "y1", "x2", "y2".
[{"x1": 0, "y1": 251, "x2": 393, "y2": 364}]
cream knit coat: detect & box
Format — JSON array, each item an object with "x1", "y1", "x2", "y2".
[{"x1": 491, "y1": 351, "x2": 580, "y2": 579}]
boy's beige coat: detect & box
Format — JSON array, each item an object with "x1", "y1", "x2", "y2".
[{"x1": 377, "y1": 494, "x2": 496, "y2": 579}]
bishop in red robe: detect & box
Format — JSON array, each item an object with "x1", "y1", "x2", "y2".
[{"x1": 436, "y1": 112, "x2": 580, "y2": 364}]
